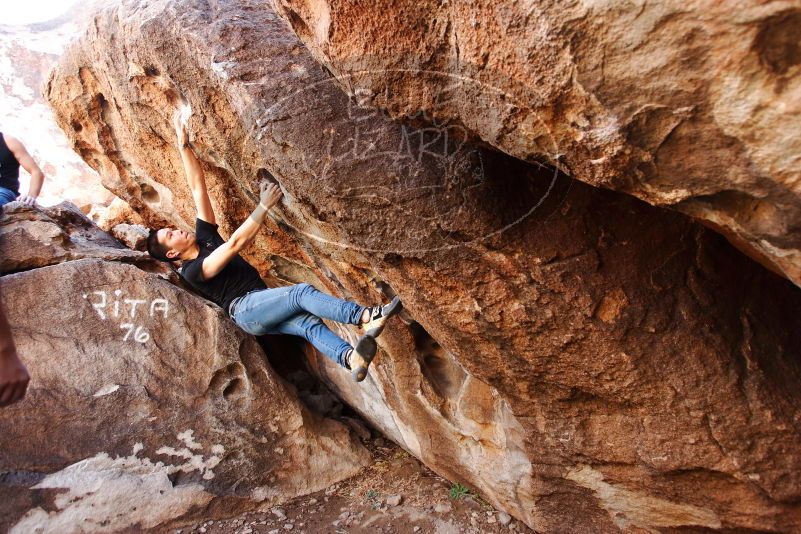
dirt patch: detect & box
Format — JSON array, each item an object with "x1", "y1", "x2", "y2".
[{"x1": 175, "y1": 438, "x2": 532, "y2": 534}]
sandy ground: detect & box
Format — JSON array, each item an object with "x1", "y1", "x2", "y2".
[{"x1": 175, "y1": 437, "x2": 533, "y2": 534}]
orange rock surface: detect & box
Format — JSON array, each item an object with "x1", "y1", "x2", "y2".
[{"x1": 40, "y1": 1, "x2": 801, "y2": 531}]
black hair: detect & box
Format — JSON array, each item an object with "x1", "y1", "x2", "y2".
[{"x1": 146, "y1": 228, "x2": 172, "y2": 262}]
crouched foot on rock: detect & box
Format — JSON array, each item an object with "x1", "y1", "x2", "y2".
[
  {"x1": 346, "y1": 334, "x2": 377, "y2": 382},
  {"x1": 362, "y1": 296, "x2": 403, "y2": 337}
]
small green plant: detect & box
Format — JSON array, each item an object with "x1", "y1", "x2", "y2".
[
  {"x1": 365, "y1": 489, "x2": 382, "y2": 509},
  {"x1": 449, "y1": 482, "x2": 471, "y2": 500}
]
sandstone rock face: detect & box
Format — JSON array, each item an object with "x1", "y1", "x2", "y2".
[
  {"x1": 0, "y1": 205, "x2": 370, "y2": 532},
  {"x1": 111, "y1": 222, "x2": 149, "y2": 250},
  {"x1": 93, "y1": 196, "x2": 146, "y2": 232},
  {"x1": 270, "y1": 0, "x2": 801, "y2": 290},
  {"x1": 0, "y1": 202, "x2": 146, "y2": 273},
  {"x1": 46, "y1": 1, "x2": 801, "y2": 531}
]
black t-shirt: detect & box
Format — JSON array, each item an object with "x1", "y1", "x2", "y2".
[
  {"x1": 0, "y1": 133, "x2": 21, "y2": 193},
  {"x1": 180, "y1": 218, "x2": 266, "y2": 315}
]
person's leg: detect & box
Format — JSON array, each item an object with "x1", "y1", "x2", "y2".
[
  {"x1": 287, "y1": 283, "x2": 366, "y2": 325},
  {"x1": 233, "y1": 283, "x2": 366, "y2": 332},
  {"x1": 0, "y1": 187, "x2": 18, "y2": 207},
  {"x1": 231, "y1": 284, "x2": 380, "y2": 375},
  {"x1": 270, "y1": 312, "x2": 352, "y2": 367},
  {"x1": 232, "y1": 286, "x2": 308, "y2": 333}
]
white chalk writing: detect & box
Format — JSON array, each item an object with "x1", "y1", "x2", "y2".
[
  {"x1": 120, "y1": 323, "x2": 151, "y2": 343},
  {"x1": 82, "y1": 290, "x2": 170, "y2": 343}
]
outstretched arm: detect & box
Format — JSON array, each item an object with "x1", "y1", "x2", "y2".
[
  {"x1": 200, "y1": 182, "x2": 282, "y2": 280},
  {"x1": 5, "y1": 135, "x2": 44, "y2": 205},
  {"x1": 173, "y1": 115, "x2": 215, "y2": 225}
]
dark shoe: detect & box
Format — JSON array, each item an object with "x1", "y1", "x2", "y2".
[
  {"x1": 348, "y1": 334, "x2": 377, "y2": 382},
  {"x1": 362, "y1": 296, "x2": 403, "y2": 337}
]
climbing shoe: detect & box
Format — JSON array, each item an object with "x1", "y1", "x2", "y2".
[
  {"x1": 362, "y1": 296, "x2": 403, "y2": 337},
  {"x1": 348, "y1": 334, "x2": 377, "y2": 382}
]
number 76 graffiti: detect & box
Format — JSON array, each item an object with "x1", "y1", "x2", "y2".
[
  {"x1": 120, "y1": 323, "x2": 151, "y2": 343},
  {"x1": 83, "y1": 290, "x2": 169, "y2": 343}
]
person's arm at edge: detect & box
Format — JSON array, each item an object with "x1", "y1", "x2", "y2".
[
  {"x1": 173, "y1": 115, "x2": 215, "y2": 225},
  {"x1": 5, "y1": 135, "x2": 44, "y2": 205},
  {"x1": 200, "y1": 182, "x2": 282, "y2": 281},
  {"x1": 0, "y1": 281, "x2": 29, "y2": 407}
]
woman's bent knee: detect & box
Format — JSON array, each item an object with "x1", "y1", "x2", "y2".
[
  {"x1": 291, "y1": 282, "x2": 313, "y2": 296},
  {"x1": 293, "y1": 313, "x2": 323, "y2": 329}
]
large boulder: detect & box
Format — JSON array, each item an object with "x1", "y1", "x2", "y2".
[
  {"x1": 93, "y1": 196, "x2": 146, "y2": 232},
  {"x1": 0, "y1": 204, "x2": 370, "y2": 532},
  {"x1": 0, "y1": 202, "x2": 146, "y2": 273},
  {"x1": 270, "y1": 0, "x2": 801, "y2": 290},
  {"x1": 45, "y1": 1, "x2": 801, "y2": 531}
]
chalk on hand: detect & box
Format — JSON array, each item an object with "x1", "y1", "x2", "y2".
[
  {"x1": 178, "y1": 101, "x2": 192, "y2": 127},
  {"x1": 258, "y1": 168, "x2": 280, "y2": 187}
]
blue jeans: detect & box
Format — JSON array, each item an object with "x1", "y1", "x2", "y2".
[
  {"x1": 229, "y1": 283, "x2": 366, "y2": 367},
  {"x1": 0, "y1": 187, "x2": 17, "y2": 207}
]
